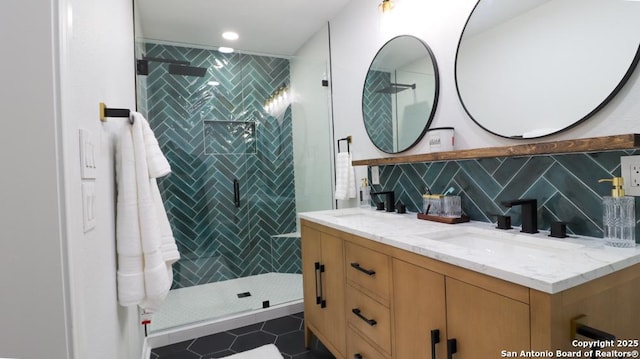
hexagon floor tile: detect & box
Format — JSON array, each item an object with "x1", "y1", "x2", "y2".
[{"x1": 151, "y1": 312, "x2": 335, "y2": 359}]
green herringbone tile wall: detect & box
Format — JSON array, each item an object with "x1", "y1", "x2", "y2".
[
  {"x1": 363, "y1": 70, "x2": 393, "y2": 152},
  {"x1": 142, "y1": 43, "x2": 300, "y2": 289},
  {"x1": 372, "y1": 150, "x2": 640, "y2": 241}
]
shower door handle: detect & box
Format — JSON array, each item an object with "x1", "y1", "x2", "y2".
[{"x1": 233, "y1": 179, "x2": 240, "y2": 207}]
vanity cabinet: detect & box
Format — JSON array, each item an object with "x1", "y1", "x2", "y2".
[
  {"x1": 301, "y1": 219, "x2": 640, "y2": 359},
  {"x1": 301, "y1": 221, "x2": 346, "y2": 358}
]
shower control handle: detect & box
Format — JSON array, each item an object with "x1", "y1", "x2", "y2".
[{"x1": 233, "y1": 179, "x2": 240, "y2": 207}]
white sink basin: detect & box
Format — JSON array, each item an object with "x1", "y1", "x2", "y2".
[
  {"x1": 326, "y1": 209, "x2": 404, "y2": 219},
  {"x1": 418, "y1": 227, "x2": 583, "y2": 254}
]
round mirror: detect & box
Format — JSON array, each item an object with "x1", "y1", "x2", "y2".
[
  {"x1": 456, "y1": 0, "x2": 640, "y2": 139},
  {"x1": 363, "y1": 35, "x2": 439, "y2": 153}
]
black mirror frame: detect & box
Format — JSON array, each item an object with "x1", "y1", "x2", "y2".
[
  {"x1": 454, "y1": 0, "x2": 640, "y2": 140},
  {"x1": 362, "y1": 35, "x2": 440, "y2": 154}
]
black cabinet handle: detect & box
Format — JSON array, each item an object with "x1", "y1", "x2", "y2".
[
  {"x1": 430, "y1": 329, "x2": 440, "y2": 359},
  {"x1": 354, "y1": 354, "x2": 363, "y2": 359},
  {"x1": 575, "y1": 323, "x2": 615, "y2": 341},
  {"x1": 350, "y1": 262, "x2": 376, "y2": 276},
  {"x1": 233, "y1": 179, "x2": 240, "y2": 207},
  {"x1": 319, "y1": 264, "x2": 326, "y2": 308},
  {"x1": 314, "y1": 262, "x2": 321, "y2": 305},
  {"x1": 352, "y1": 308, "x2": 377, "y2": 326},
  {"x1": 447, "y1": 338, "x2": 457, "y2": 359}
]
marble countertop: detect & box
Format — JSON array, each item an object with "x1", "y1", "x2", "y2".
[{"x1": 298, "y1": 207, "x2": 640, "y2": 294}]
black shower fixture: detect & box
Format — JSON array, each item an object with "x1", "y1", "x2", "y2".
[
  {"x1": 168, "y1": 64, "x2": 207, "y2": 77},
  {"x1": 136, "y1": 57, "x2": 207, "y2": 77},
  {"x1": 375, "y1": 82, "x2": 416, "y2": 94}
]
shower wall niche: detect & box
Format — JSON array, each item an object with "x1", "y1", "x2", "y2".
[{"x1": 140, "y1": 43, "x2": 299, "y2": 289}]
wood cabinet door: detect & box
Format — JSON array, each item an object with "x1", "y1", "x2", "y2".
[
  {"x1": 301, "y1": 224, "x2": 323, "y2": 336},
  {"x1": 393, "y1": 259, "x2": 447, "y2": 359},
  {"x1": 445, "y1": 278, "x2": 530, "y2": 358},
  {"x1": 301, "y1": 224, "x2": 346, "y2": 358},
  {"x1": 320, "y1": 231, "x2": 346, "y2": 357}
]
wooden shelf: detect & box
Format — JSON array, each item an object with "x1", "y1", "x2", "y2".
[{"x1": 352, "y1": 134, "x2": 640, "y2": 166}]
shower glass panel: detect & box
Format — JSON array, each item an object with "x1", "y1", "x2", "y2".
[{"x1": 135, "y1": 42, "x2": 304, "y2": 332}]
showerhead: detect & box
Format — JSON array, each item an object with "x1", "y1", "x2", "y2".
[
  {"x1": 376, "y1": 87, "x2": 404, "y2": 94},
  {"x1": 375, "y1": 83, "x2": 416, "y2": 94},
  {"x1": 168, "y1": 64, "x2": 207, "y2": 77},
  {"x1": 136, "y1": 57, "x2": 208, "y2": 77}
]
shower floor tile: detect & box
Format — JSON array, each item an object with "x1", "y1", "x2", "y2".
[
  {"x1": 150, "y1": 273, "x2": 303, "y2": 332},
  {"x1": 151, "y1": 312, "x2": 335, "y2": 359}
]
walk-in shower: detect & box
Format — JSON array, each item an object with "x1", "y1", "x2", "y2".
[{"x1": 135, "y1": 42, "x2": 305, "y2": 333}]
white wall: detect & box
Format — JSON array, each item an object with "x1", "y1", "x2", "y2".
[
  {"x1": 60, "y1": 0, "x2": 144, "y2": 357},
  {"x1": 329, "y1": 0, "x2": 640, "y2": 173},
  {"x1": 0, "y1": 1, "x2": 72, "y2": 357},
  {"x1": 1, "y1": 0, "x2": 143, "y2": 358}
]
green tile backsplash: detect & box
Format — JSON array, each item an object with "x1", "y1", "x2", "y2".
[{"x1": 372, "y1": 150, "x2": 640, "y2": 241}]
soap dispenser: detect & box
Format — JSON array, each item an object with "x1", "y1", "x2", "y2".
[
  {"x1": 598, "y1": 177, "x2": 636, "y2": 248},
  {"x1": 359, "y1": 178, "x2": 371, "y2": 208}
]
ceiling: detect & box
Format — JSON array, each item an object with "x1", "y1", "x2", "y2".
[{"x1": 135, "y1": 0, "x2": 353, "y2": 57}]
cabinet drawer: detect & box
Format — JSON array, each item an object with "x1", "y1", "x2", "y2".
[
  {"x1": 347, "y1": 328, "x2": 389, "y2": 359},
  {"x1": 345, "y1": 241, "x2": 390, "y2": 302},
  {"x1": 346, "y1": 285, "x2": 391, "y2": 354}
]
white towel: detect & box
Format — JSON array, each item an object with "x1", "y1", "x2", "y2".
[
  {"x1": 220, "y1": 344, "x2": 284, "y2": 359},
  {"x1": 115, "y1": 111, "x2": 180, "y2": 313},
  {"x1": 334, "y1": 152, "x2": 356, "y2": 200}
]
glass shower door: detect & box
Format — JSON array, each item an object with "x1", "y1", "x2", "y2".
[{"x1": 134, "y1": 41, "x2": 303, "y2": 332}]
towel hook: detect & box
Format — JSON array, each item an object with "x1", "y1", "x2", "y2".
[
  {"x1": 99, "y1": 102, "x2": 133, "y2": 124},
  {"x1": 337, "y1": 136, "x2": 352, "y2": 153}
]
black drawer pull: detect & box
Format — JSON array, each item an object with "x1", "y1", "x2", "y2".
[
  {"x1": 430, "y1": 329, "x2": 440, "y2": 359},
  {"x1": 354, "y1": 354, "x2": 363, "y2": 359},
  {"x1": 447, "y1": 338, "x2": 457, "y2": 359},
  {"x1": 352, "y1": 308, "x2": 377, "y2": 326},
  {"x1": 350, "y1": 262, "x2": 376, "y2": 276}
]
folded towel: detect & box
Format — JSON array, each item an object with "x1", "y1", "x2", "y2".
[
  {"x1": 334, "y1": 152, "x2": 356, "y2": 200},
  {"x1": 116, "y1": 111, "x2": 179, "y2": 313},
  {"x1": 219, "y1": 344, "x2": 284, "y2": 359}
]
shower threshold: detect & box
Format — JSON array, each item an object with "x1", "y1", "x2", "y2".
[{"x1": 148, "y1": 272, "x2": 303, "y2": 334}]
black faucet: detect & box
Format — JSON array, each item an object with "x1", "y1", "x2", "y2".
[
  {"x1": 501, "y1": 198, "x2": 538, "y2": 234},
  {"x1": 370, "y1": 190, "x2": 395, "y2": 212}
]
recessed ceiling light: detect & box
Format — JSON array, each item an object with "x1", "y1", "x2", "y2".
[
  {"x1": 222, "y1": 31, "x2": 239, "y2": 41},
  {"x1": 218, "y1": 47, "x2": 234, "y2": 54}
]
